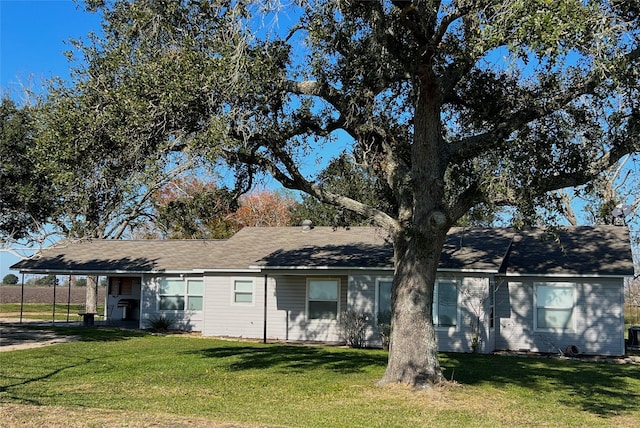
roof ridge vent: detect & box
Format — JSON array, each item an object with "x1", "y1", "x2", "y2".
[{"x1": 301, "y1": 219, "x2": 313, "y2": 232}]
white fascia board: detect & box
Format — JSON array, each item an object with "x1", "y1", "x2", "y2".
[
  {"x1": 15, "y1": 268, "x2": 207, "y2": 276},
  {"x1": 201, "y1": 268, "x2": 262, "y2": 274},
  {"x1": 436, "y1": 268, "x2": 499, "y2": 274},
  {"x1": 249, "y1": 265, "x2": 394, "y2": 271},
  {"x1": 251, "y1": 266, "x2": 498, "y2": 275},
  {"x1": 15, "y1": 269, "x2": 150, "y2": 275},
  {"x1": 497, "y1": 272, "x2": 629, "y2": 279}
]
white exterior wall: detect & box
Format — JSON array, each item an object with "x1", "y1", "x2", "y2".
[
  {"x1": 274, "y1": 274, "x2": 348, "y2": 342},
  {"x1": 136, "y1": 270, "x2": 626, "y2": 357},
  {"x1": 495, "y1": 277, "x2": 625, "y2": 356},
  {"x1": 140, "y1": 274, "x2": 205, "y2": 331},
  {"x1": 201, "y1": 274, "x2": 267, "y2": 338},
  {"x1": 435, "y1": 274, "x2": 491, "y2": 353},
  {"x1": 348, "y1": 272, "x2": 492, "y2": 352},
  {"x1": 348, "y1": 272, "x2": 388, "y2": 346},
  {"x1": 201, "y1": 273, "x2": 348, "y2": 342}
]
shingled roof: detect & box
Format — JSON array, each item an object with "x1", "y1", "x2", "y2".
[
  {"x1": 504, "y1": 226, "x2": 633, "y2": 276},
  {"x1": 11, "y1": 225, "x2": 634, "y2": 277},
  {"x1": 10, "y1": 239, "x2": 228, "y2": 273}
]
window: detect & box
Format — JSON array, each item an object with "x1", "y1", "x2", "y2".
[
  {"x1": 159, "y1": 279, "x2": 185, "y2": 310},
  {"x1": 433, "y1": 281, "x2": 458, "y2": 327},
  {"x1": 187, "y1": 280, "x2": 204, "y2": 310},
  {"x1": 109, "y1": 277, "x2": 136, "y2": 295},
  {"x1": 535, "y1": 283, "x2": 575, "y2": 330},
  {"x1": 159, "y1": 277, "x2": 203, "y2": 311},
  {"x1": 374, "y1": 278, "x2": 458, "y2": 328},
  {"x1": 308, "y1": 279, "x2": 339, "y2": 319},
  {"x1": 375, "y1": 278, "x2": 393, "y2": 323},
  {"x1": 233, "y1": 279, "x2": 254, "y2": 304}
]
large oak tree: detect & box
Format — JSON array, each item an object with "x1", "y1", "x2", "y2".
[
  {"x1": 65, "y1": 0, "x2": 640, "y2": 387},
  {"x1": 0, "y1": 99, "x2": 54, "y2": 239}
]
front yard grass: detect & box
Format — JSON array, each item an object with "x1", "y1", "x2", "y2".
[{"x1": 1, "y1": 327, "x2": 639, "y2": 427}]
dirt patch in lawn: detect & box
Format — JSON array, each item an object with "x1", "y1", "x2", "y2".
[
  {"x1": 0, "y1": 325, "x2": 80, "y2": 352},
  {"x1": 0, "y1": 403, "x2": 265, "y2": 428}
]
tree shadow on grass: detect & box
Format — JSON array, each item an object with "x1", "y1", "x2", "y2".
[
  {"x1": 1, "y1": 350, "x2": 124, "y2": 406},
  {"x1": 187, "y1": 343, "x2": 388, "y2": 374},
  {"x1": 191, "y1": 345, "x2": 639, "y2": 418},
  {"x1": 440, "y1": 353, "x2": 640, "y2": 417}
]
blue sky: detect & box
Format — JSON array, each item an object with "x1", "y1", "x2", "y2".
[
  {"x1": 1, "y1": 0, "x2": 102, "y2": 98},
  {"x1": 1, "y1": 0, "x2": 102, "y2": 277}
]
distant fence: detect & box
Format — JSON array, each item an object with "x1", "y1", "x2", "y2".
[{"x1": 0, "y1": 285, "x2": 106, "y2": 304}]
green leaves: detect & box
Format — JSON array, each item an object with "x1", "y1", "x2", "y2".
[{"x1": 0, "y1": 99, "x2": 55, "y2": 239}]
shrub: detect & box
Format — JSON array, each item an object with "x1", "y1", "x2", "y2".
[
  {"x1": 147, "y1": 315, "x2": 175, "y2": 332},
  {"x1": 377, "y1": 310, "x2": 392, "y2": 350},
  {"x1": 338, "y1": 310, "x2": 369, "y2": 348}
]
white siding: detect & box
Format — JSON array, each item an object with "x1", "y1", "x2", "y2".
[
  {"x1": 495, "y1": 277, "x2": 625, "y2": 356},
  {"x1": 137, "y1": 271, "x2": 625, "y2": 357},
  {"x1": 200, "y1": 273, "x2": 349, "y2": 342},
  {"x1": 273, "y1": 275, "x2": 348, "y2": 342},
  {"x1": 140, "y1": 275, "x2": 205, "y2": 331},
  {"x1": 494, "y1": 279, "x2": 534, "y2": 352},
  {"x1": 347, "y1": 272, "x2": 492, "y2": 352},
  {"x1": 348, "y1": 272, "x2": 386, "y2": 346},
  {"x1": 202, "y1": 274, "x2": 266, "y2": 338},
  {"x1": 435, "y1": 275, "x2": 491, "y2": 353}
]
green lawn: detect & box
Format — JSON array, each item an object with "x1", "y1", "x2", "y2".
[{"x1": 1, "y1": 327, "x2": 639, "y2": 427}]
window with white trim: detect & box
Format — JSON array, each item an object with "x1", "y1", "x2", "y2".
[
  {"x1": 187, "y1": 279, "x2": 204, "y2": 310},
  {"x1": 535, "y1": 283, "x2": 575, "y2": 331},
  {"x1": 233, "y1": 279, "x2": 254, "y2": 304},
  {"x1": 375, "y1": 278, "x2": 458, "y2": 328},
  {"x1": 433, "y1": 280, "x2": 458, "y2": 327},
  {"x1": 375, "y1": 278, "x2": 393, "y2": 323},
  {"x1": 307, "y1": 279, "x2": 339, "y2": 320},
  {"x1": 159, "y1": 277, "x2": 203, "y2": 311}
]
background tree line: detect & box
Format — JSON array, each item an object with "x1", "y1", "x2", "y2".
[{"x1": 2, "y1": 272, "x2": 91, "y2": 288}]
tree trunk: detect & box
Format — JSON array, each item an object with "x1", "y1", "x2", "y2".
[
  {"x1": 378, "y1": 55, "x2": 450, "y2": 388},
  {"x1": 379, "y1": 227, "x2": 448, "y2": 387},
  {"x1": 85, "y1": 275, "x2": 99, "y2": 314}
]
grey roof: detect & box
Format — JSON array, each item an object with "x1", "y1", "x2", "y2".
[
  {"x1": 505, "y1": 226, "x2": 634, "y2": 276},
  {"x1": 11, "y1": 225, "x2": 635, "y2": 277},
  {"x1": 440, "y1": 227, "x2": 514, "y2": 271},
  {"x1": 234, "y1": 226, "x2": 394, "y2": 269},
  {"x1": 10, "y1": 239, "x2": 228, "y2": 273}
]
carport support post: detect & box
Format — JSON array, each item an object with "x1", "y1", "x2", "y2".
[
  {"x1": 66, "y1": 275, "x2": 72, "y2": 322},
  {"x1": 263, "y1": 274, "x2": 268, "y2": 344},
  {"x1": 19, "y1": 273, "x2": 25, "y2": 324},
  {"x1": 52, "y1": 275, "x2": 57, "y2": 325}
]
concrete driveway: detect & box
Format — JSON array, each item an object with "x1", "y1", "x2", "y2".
[{"x1": 0, "y1": 324, "x2": 79, "y2": 352}]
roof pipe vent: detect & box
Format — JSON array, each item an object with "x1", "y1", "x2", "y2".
[{"x1": 302, "y1": 219, "x2": 313, "y2": 232}]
